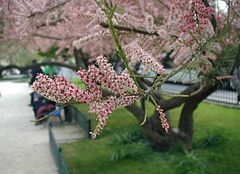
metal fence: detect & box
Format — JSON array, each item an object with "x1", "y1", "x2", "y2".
[
  {"x1": 49, "y1": 124, "x2": 70, "y2": 174},
  {"x1": 161, "y1": 82, "x2": 239, "y2": 106},
  {"x1": 66, "y1": 106, "x2": 91, "y2": 139},
  {"x1": 48, "y1": 105, "x2": 91, "y2": 174}
]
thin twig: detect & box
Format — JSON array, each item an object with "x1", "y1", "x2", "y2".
[
  {"x1": 140, "y1": 95, "x2": 150, "y2": 126},
  {"x1": 30, "y1": 104, "x2": 68, "y2": 122},
  {"x1": 101, "y1": 2, "x2": 143, "y2": 94}
]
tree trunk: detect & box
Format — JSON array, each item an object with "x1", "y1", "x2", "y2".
[
  {"x1": 178, "y1": 100, "x2": 198, "y2": 150},
  {"x1": 126, "y1": 104, "x2": 171, "y2": 151},
  {"x1": 178, "y1": 82, "x2": 218, "y2": 149},
  {"x1": 142, "y1": 111, "x2": 171, "y2": 151},
  {"x1": 126, "y1": 81, "x2": 218, "y2": 151},
  {"x1": 73, "y1": 48, "x2": 87, "y2": 69}
]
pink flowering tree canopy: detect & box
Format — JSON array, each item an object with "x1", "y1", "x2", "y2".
[{"x1": 3, "y1": 0, "x2": 240, "y2": 147}]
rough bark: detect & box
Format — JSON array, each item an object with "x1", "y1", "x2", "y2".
[
  {"x1": 126, "y1": 104, "x2": 170, "y2": 151},
  {"x1": 178, "y1": 81, "x2": 218, "y2": 149},
  {"x1": 142, "y1": 111, "x2": 171, "y2": 150},
  {"x1": 125, "y1": 81, "x2": 219, "y2": 150},
  {"x1": 154, "y1": 84, "x2": 200, "y2": 111}
]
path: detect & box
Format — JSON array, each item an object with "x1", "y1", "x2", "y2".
[{"x1": 0, "y1": 81, "x2": 57, "y2": 174}]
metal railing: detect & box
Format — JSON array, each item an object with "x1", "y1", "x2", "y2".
[
  {"x1": 49, "y1": 123, "x2": 70, "y2": 174},
  {"x1": 48, "y1": 105, "x2": 91, "y2": 174},
  {"x1": 161, "y1": 82, "x2": 239, "y2": 106},
  {"x1": 67, "y1": 106, "x2": 91, "y2": 138}
]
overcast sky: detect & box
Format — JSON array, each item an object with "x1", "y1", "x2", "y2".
[{"x1": 216, "y1": 0, "x2": 228, "y2": 13}]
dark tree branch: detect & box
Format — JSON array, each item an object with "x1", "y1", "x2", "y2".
[
  {"x1": 100, "y1": 22, "x2": 159, "y2": 36},
  {"x1": 27, "y1": 0, "x2": 69, "y2": 18},
  {"x1": 156, "y1": 0, "x2": 170, "y2": 10},
  {"x1": 125, "y1": 104, "x2": 145, "y2": 123},
  {"x1": 151, "y1": 83, "x2": 201, "y2": 111},
  {"x1": 32, "y1": 33, "x2": 63, "y2": 40}
]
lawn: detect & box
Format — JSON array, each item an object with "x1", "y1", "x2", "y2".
[{"x1": 62, "y1": 102, "x2": 240, "y2": 174}]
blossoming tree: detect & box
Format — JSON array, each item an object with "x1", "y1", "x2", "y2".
[{"x1": 2, "y1": 0, "x2": 240, "y2": 150}]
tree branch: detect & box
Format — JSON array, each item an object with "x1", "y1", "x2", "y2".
[
  {"x1": 152, "y1": 83, "x2": 201, "y2": 111},
  {"x1": 32, "y1": 33, "x2": 63, "y2": 40},
  {"x1": 27, "y1": 0, "x2": 70, "y2": 19},
  {"x1": 156, "y1": 0, "x2": 170, "y2": 10},
  {"x1": 100, "y1": 22, "x2": 159, "y2": 36},
  {"x1": 125, "y1": 104, "x2": 145, "y2": 123}
]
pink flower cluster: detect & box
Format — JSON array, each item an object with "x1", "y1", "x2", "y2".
[
  {"x1": 32, "y1": 74, "x2": 93, "y2": 104},
  {"x1": 78, "y1": 56, "x2": 139, "y2": 138},
  {"x1": 73, "y1": 30, "x2": 111, "y2": 49},
  {"x1": 32, "y1": 56, "x2": 139, "y2": 138},
  {"x1": 157, "y1": 106, "x2": 169, "y2": 133},
  {"x1": 114, "y1": 13, "x2": 143, "y2": 28},
  {"x1": 90, "y1": 95, "x2": 139, "y2": 138},
  {"x1": 180, "y1": 0, "x2": 215, "y2": 33},
  {"x1": 77, "y1": 55, "x2": 138, "y2": 95},
  {"x1": 124, "y1": 42, "x2": 165, "y2": 74},
  {"x1": 77, "y1": 56, "x2": 139, "y2": 138}
]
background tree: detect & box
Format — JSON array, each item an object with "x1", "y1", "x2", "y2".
[{"x1": 2, "y1": 0, "x2": 240, "y2": 150}]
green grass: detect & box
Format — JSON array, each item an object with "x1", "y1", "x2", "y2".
[{"x1": 62, "y1": 102, "x2": 240, "y2": 174}]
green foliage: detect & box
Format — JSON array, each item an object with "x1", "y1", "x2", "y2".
[
  {"x1": 0, "y1": 41, "x2": 41, "y2": 66},
  {"x1": 110, "y1": 131, "x2": 148, "y2": 162},
  {"x1": 37, "y1": 46, "x2": 59, "y2": 60},
  {"x1": 111, "y1": 130, "x2": 144, "y2": 145},
  {"x1": 71, "y1": 78, "x2": 87, "y2": 90},
  {"x1": 196, "y1": 129, "x2": 224, "y2": 148},
  {"x1": 110, "y1": 142, "x2": 147, "y2": 162},
  {"x1": 62, "y1": 103, "x2": 240, "y2": 174},
  {"x1": 207, "y1": 44, "x2": 238, "y2": 78},
  {"x1": 176, "y1": 150, "x2": 206, "y2": 174},
  {"x1": 37, "y1": 45, "x2": 69, "y2": 60},
  {"x1": 154, "y1": 16, "x2": 164, "y2": 26}
]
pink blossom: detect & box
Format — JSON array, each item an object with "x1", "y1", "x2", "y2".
[
  {"x1": 179, "y1": 0, "x2": 215, "y2": 33},
  {"x1": 89, "y1": 95, "x2": 139, "y2": 138},
  {"x1": 32, "y1": 57, "x2": 139, "y2": 138},
  {"x1": 77, "y1": 55, "x2": 138, "y2": 95},
  {"x1": 157, "y1": 106, "x2": 169, "y2": 133},
  {"x1": 32, "y1": 74, "x2": 94, "y2": 104},
  {"x1": 124, "y1": 42, "x2": 165, "y2": 74}
]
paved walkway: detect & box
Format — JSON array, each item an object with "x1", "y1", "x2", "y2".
[{"x1": 0, "y1": 81, "x2": 57, "y2": 174}]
